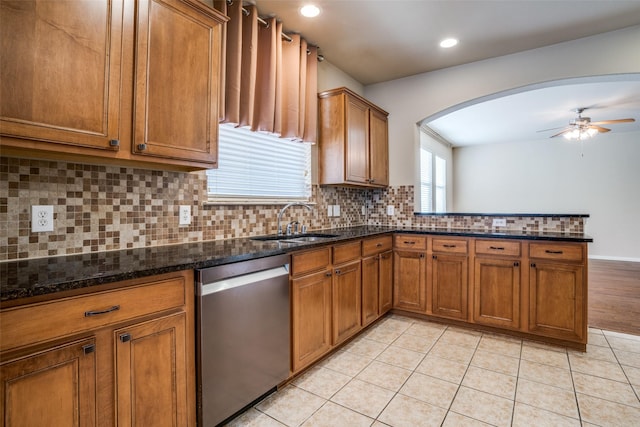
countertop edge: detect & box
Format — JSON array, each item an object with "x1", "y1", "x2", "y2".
[{"x1": 1, "y1": 227, "x2": 592, "y2": 304}]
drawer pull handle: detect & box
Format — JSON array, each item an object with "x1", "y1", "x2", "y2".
[
  {"x1": 403, "y1": 241, "x2": 416, "y2": 245},
  {"x1": 545, "y1": 250, "x2": 564, "y2": 254},
  {"x1": 376, "y1": 243, "x2": 383, "y2": 247},
  {"x1": 82, "y1": 344, "x2": 95, "y2": 355},
  {"x1": 84, "y1": 305, "x2": 120, "y2": 317},
  {"x1": 489, "y1": 246, "x2": 505, "y2": 250},
  {"x1": 443, "y1": 244, "x2": 456, "y2": 248},
  {"x1": 119, "y1": 333, "x2": 132, "y2": 343}
]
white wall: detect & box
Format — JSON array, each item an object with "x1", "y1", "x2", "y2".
[
  {"x1": 362, "y1": 25, "x2": 640, "y2": 260},
  {"x1": 453, "y1": 134, "x2": 640, "y2": 260},
  {"x1": 364, "y1": 25, "x2": 640, "y2": 187}
]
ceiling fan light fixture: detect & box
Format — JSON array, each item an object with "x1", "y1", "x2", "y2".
[
  {"x1": 300, "y1": 4, "x2": 320, "y2": 17},
  {"x1": 563, "y1": 126, "x2": 598, "y2": 141}
]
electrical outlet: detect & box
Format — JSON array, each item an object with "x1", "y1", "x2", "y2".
[
  {"x1": 179, "y1": 205, "x2": 191, "y2": 226},
  {"x1": 492, "y1": 218, "x2": 507, "y2": 227},
  {"x1": 32, "y1": 205, "x2": 54, "y2": 232},
  {"x1": 333, "y1": 205, "x2": 340, "y2": 216},
  {"x1": 387, "y1": 205, "x2": 395, "y2": 216}
]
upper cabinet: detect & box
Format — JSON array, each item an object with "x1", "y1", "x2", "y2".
[
  {"x1": 0, "y1": 0, "x2": 226, "y2": 171},
  {"x1": 318, "y1": 87, "x2": 389, "y2": 187}
]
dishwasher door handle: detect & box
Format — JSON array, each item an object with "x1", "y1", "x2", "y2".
[{"x1": 200, "y1": 265, "x2": 289, "y2": 295}]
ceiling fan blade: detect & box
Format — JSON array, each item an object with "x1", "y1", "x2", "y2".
[
  {"x1": 536, "y1": 126, "x2": 566, "y2": 133},
  {"x1": 590, "y1": 125, "x2": 611, "y2": 133},
  {"x1": 550, "y1": 129, "x2": 572, "y2": 138},
  {"x1": 590, "y1": 118, "x2": 635, "y2": 125}
]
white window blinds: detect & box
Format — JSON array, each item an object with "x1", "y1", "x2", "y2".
[{"x1": 206, "y1": 124, "x2": 312, "y2": 202}]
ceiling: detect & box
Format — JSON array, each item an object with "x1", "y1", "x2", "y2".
[
  {"x1": 425, "y1": 75, "x2": 640, "y2": 146},
  {"x1": 250, "y1": 0, "x2": 640, "y2": 146},
  {"x1": 252, "y1": 0, "x2": 640, "y2": 85}
]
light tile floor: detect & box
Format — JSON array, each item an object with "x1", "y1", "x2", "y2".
[{"x1": 226, "y1": 315, "x2": 640, "y2": 427}]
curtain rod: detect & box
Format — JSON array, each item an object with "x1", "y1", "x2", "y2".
[{"x1": 227, "y1": 1, "x2": 324, "y2": 61}]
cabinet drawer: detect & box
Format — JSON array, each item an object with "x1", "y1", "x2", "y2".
[
  {"x1": 530, "y1": 243, "x2": 584, "y2": 262},
  {"x1": 333, "y1": 241, "x2": 361, "y2": 265},
  {"x1": 394, "y1": 234, "x2": 427, "y2": 250},
  {"x1": 362, "y1": 235, "x2": 392, "y2": 257},
  {"x1": 292, "y1": 247, "x2": 331, "y2": 276},
  {"x1": 475, "y1": 240, "x2": 521, "y2": 257},
  {"x1": 0, "y1": 277, "x2": 186, "y2": 352},
  {"x1": 432, "y1": 238, "x2": 468, "y2": 254}
]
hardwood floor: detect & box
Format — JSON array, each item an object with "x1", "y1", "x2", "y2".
[{"x1": 588, "y1": 259, "x2": 640, "y2": 336}]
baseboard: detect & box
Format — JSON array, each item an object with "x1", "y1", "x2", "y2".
[{"x1": 589, "y1": 255, "x2": 640, "y2": 263}]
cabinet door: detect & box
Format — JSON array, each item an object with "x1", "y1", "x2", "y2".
[
  {"x1": 1, "y1": 338, "x2": 97, "y2": 427},
  {"x1": 0, "y1": 0, "x2": 123, "y2": 151},
  {"x1": 344, "y1": 95, "x2": 370, "y2": 184},
  {"x1": 393, "y1": 250, "x2": 426, "y2": 312},
  {"x1": 362, "y1": 255, "x2": 379, "y2": 327},
  {"x1": 133, "y1": 0, "x2": 221, "y2": 165},
  {"x1": 333, "y1": 260, "x2": 362, "y2": 345},
  {"x1": 474, "y1": 258, "x2": 520, "y2": 329},
  {"x1": 379, "y1": 250, "x2": 393, "y2": 315},
  {"x1": 369, "y1": 108, "x2": 389, "y2": 186},
  {"x1": 529, "y1": 261, "x2": 586, "y2": 342},
  {"x1": 432, "y1": 254, "x2": 468, "y2": 320},
  {"x1": 115, "y1": 312, "x2": 188, "y2": 427},
  {"x1": 292, "y1": 270, "x2": 332, "y2": 373}
]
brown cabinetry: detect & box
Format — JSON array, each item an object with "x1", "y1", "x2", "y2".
[
  {"x1": 0, "y1": 338, "x2": 97, "y2": 427},
  {"x1": 361, "y1": 236, "x2": 393, "y2": 327},
  {"x1": 430, "y1": 238, "x2": 468, "y2": 320},
  {"x1": 318, "y1": 87, "x2": 389, "y2": 187},
  {"x1": 473, "y1": 240, "x2": 522, "y2": 329},
  {"x1": 393, "y1": 235, "x2": 427, "y2": 313},
  {"x1": 291, "y1": 248, "x2": 333, "y2": 373},
  {"x1": 0, "y1": 0, "x2": 226, "y2": 171},
  {"x1": 0, "y1": 271, "x2": 195, "y2": 427},
  {"x1": 528, "y1": 242, "x2": 587, "y2": 343}
]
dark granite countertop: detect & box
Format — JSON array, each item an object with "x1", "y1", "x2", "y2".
[{"x1": 0, "y1": 226, "x2": 592, "y2": 304}]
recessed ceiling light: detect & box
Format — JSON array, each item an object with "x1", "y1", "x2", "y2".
[
  {"x1": 300, "y1": 4, "x2": 320, "y2": 18},
  {"x1": 439, "y1": 38, "x2": 459, "y2": 48}
]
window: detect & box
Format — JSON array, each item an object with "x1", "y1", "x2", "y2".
[
  {"x1": 206, "y1": 124, "x2": 312, "y2": 202},
  {"x1": 418, "y1": 127, "x2": 451, "y2": 213}
]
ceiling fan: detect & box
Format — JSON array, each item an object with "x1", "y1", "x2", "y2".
[{"x1": 541, "y1": 108, "x2": 635, "y2": 140}]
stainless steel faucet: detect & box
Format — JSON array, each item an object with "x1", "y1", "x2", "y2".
[{"x1": 277, "y1": 202, "x2": 313, "y2": 235}]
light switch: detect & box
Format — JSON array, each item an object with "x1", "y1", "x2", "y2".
[
  {"x1": 327, "y1": 205, "x2": 333, "y2": 217},
  {"x1": 179, "y1": 205, "x2": 191, "y2": 226},
  {"x1": 333, "y1": 205, "x2": 341, "y2": 216},
  {"x1": 492, "y1": 218, "x2": 507, "y2": 227},
  {"x1": 387, "y1": 205, "x2": 394, "y2": 216}
]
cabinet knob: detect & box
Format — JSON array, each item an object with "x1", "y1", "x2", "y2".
[
  {"x1": 418, "y1": 253, "x2": 425, "y2": 258},
  {"x1": 82, "y1": 344, "x2": 95, "y2": 355},
  {"x1": 137, "y1": 143, "x2": 147, "y2": 151},
  {"x1": 119, "y1": 333, "x2": 132, "y2": 343},
  {"x1": 335, "y1": 269, "x2": 341, "y2": 275},
  {"x1": 530, "y1": 263, "x2": 536, "y2": 268},
  {"x1": 432, "y1": 255, "x2": 437, "y2": 259},
  {"x1": 325, "y1": 272, "x2": 332, "y2": 277},
  {"x1": 109, "y1": 139, "x2": 120, "y2": 148},
  {"x1": 370, "y1": 178, "x2": 375, "y2": 183},
  {"x1": 514, "y1": 262, "x2": 519, "y2": 267}
]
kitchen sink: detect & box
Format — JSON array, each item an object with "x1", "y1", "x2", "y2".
[{"x1": 251, "y1": 233, "x2": 339, "y2": 243}]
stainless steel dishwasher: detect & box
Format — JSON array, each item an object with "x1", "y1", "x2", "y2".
[{"x1": 195, "y1": 254, "x2": 290, "y2": 426}]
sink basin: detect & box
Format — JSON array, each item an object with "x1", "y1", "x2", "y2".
[{"x1": 251, "y1": 233, "x2": 339, "y2": 242}]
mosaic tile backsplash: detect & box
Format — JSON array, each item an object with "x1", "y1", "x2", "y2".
[{"x1": 0, "y1": 157, "x2": 584, "y2": 261}]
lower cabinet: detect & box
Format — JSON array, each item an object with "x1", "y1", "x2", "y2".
[
  {"x1": 393, "y1": 250, "x2": 427, "y2": 312},
  {"x1": 362, "y1": 236, "x2": 393, "y2": 327},
  {"x1": 431, "y1": 253, "x2": 468, "y2": 320},
  {"x1": 0, "y1": 271, "x2": 195, "y2": 427},
  {"x1": 0, "y1": 338, "x2": 97, "y2": 426},
  {"x1": 378, "y1": 251, "x2": 394, "y2": 314},
  {"x1": 529, "y1": 260, "x2": 586, "y2": 341},
  {"x1": 291, "y1": 248, "x2": 333, "y2": 373},
  {"x1": 115, "y1": 312, "x2": 188, "y2": 426},
  {"x1": 473, "y1": 258, "x2": 521, "y2": 329},
  {"x1": 332, "y1": 259, "x2": 362, "y2": 345}
]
